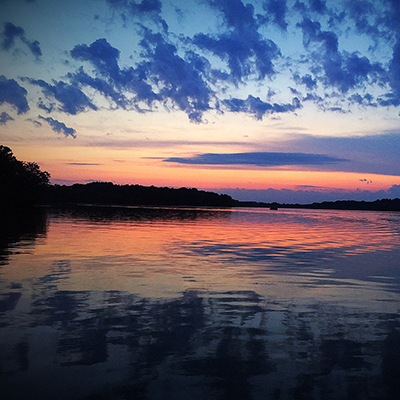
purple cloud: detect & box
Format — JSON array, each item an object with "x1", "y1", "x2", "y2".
[{"x1": 164, "y1": 152, "x2": 347, "y2": 166}]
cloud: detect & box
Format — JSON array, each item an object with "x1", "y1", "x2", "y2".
[
  {"x1": 223, "y1": 95, "x2": 301, "y2": 119},
  {"x1": 68, "y1": 162, "x2": 101, "y2": 165},
  {"x1": 193, "y1": 0, "x2": 280, "y2": 82},
  {"x1": 309, "y1": 0, "x2": 327, "y2": 14},
  {"x1": 104, "y1": 0, "x2": 167, "y2": 30},
  {"x1": 24, "y1": 78, "x2": 97, "y2": 115},
  {"x1": 262, "y1": 0, "x2": 288, "y2": 31},
  {"x1": 71, "y1": 35, "x2": 213, "y2": 122},
  {"x1": 294, "y1": 73, "x2": 318, "y2": 90},
  {"x1": 138, "y1": 29, "x2": 213, "y2": 122},
  {"x1": 71, "y1": 38, "x2": 121, "y2": 80},
  {"x1": 0, "y1": 111, "x2": 14, "y2": 124},
  {"x1": 38, "y1": 116, "x2": 76, "y2": 138},
  {"x1": 26, "y1": 117, "x2": 42, "y2": 127},
  {"x1": 164, "y1": 152, "x2": 347, "y2": 167},
  {"x1": 1, "y1": 22, "x2": 42, "y2": 58},
  {"x1": 296, "y1": 17, "x2": 385, "y2": 94},
  {"x1": 68, "y1": 67, "x2": 127, "y2": 108},
  {"x1": 0, "y1": 76, "x2": 29, "y2": 114}
]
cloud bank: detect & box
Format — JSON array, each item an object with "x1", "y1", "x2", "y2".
[{"x1": 164, "y1": 152, "x2": 347, "y2": 167}]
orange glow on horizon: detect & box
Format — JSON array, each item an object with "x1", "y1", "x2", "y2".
[{"x1": 9, "y1": 142, "x2": 400, "y2": 194}]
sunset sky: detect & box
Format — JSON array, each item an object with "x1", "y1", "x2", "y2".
[{"x1": 1, "y1": 0, "x2": 400, "y2": 203}]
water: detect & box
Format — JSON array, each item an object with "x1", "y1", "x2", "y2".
[{"x1": 1, "y1": 206, "x2": 400, "y2": 400}]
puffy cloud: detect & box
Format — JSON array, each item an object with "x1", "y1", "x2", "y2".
[
  {"x1": 193, "y1": 31, "x2": 279, "y2": 82},
  {"x1": 309, "y1": 0, "x2": 327, "y2": 14},
  {"x1": 164, "y1": 151, "x2": 347, "y2": 166},
  {"x1": 68, "y1": 67, "x2": 127, "y2": 108},
  {"x1": 70, "y1": 38, "x2": 157, "y2": 107},
  {"x1": 38, "y1": 116, "x2": 76, "y2": 138},
  {"x1": 262, "y1": 0, "x2": 288, "y2": 31},
  {"x1": 0, "y1": 76, "x2": 29, "y2": 114},
  {"x1": 207, "y1": 0, "x2": 258, "y2": 32},
  {"x1": 71, "y1": 38, "x2": 121, "y2": 80},
  {"x1": 0, "y1": 111, "x2": 14, "y2": 124},
  {"x1": 138, "y1": 29, "x2": 213, "y2": 122},
  {"x1": 104, "y1": 0, "x2": 167, "y2": 30},
  {"x1": 294, "y1": 73, "x2": 318, "y2": 90},
  {"x1": 194, "y1": 0, "x2": 280, "y2": 82},
  {"x1": 297, "y1": 17, "x2": 384, "y2": 94},
  {"x1": 71, "y1": 34, "x2": 213, "y2": 122},
  {"x1": 223, "y1": 95, "x2": 301, "y2": 119},
  {"x1": 24, "y1": 78, "x2": 97, "y2": 115},
  {"x1": 1, "y1": 22, "x2": 42, "y2": 58}
]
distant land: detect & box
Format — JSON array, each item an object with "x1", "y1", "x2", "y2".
[{"x1": 46, "y1": 182, "x2": 400, "y2": 212}]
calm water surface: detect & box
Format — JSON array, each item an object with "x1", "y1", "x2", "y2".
[{"x1": 1, "y1": 206, "x2": 400, "y2": 399}]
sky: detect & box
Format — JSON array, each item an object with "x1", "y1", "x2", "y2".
[{"x1": 1, "y1": 0, "x2": 400, "y2": 203}]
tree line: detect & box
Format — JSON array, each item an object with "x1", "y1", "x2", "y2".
[{"x1": 1, "y1": 146, "x2": 235, "y2": 208}]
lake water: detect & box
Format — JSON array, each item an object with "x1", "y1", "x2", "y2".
[{"x1": 1, "y1": 206, "x2": 400, "y2": 400}]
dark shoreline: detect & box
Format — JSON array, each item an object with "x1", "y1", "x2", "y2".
[
  {"x1": 44, "y1": 182, "x2": 400, "y2": 212},
  {"x1": 237, "y1": 198, "x2": 400, "y2": 211}
]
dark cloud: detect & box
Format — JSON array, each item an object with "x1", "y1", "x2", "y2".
[
  {"x1": 70, "y1": 39, "x2": 154, "y2": 108},
  {"x1": 223, "y1": 95, "x2": 301, "y2": 119},
  {"x1": 1, "y1": 22, "x2": 24, "y2": 50},
  {"x1": 262, "y1": 0, "x2": 288, "y2": 31},
  {"x1": 1, "y1": 22, "x2": 42, "y2": 58},
  {"x1": 347, "y1": 0, "x2": 381, "y2": 37},
  {"x1": 164, "y1": 151, "x2": 347, "y2": 167},
  {"x1": 138, "y1": 29, "x2": 213, "y2": 122},
  {"x1": 207, "y1": 0, "x2": 257, "y2": 32},
  {"x1": 104, "y1": 0, "x2": 167, "y2": 30},
  {"x1": 38, "y1": 116, "x2": 76, "y2": 138},
  {"x1": 71, "y1": 34, "x2": 213, "y2": 122},
  {"x1": 71, "y1": 39, "x2": 121, "y2": 80},
  {"x1": 105, "y1": 0, "x2": 162, "y2": 14},
  {"x1": 68, "y1": 67, "x2": 127, "y2": 108},
  {"x1": 297, "y1": 17, "x2": 384, "y2": 94},
  {"x1": 348, "y1": 93, "x2": 376, "y2": 107},
  {"x1": 0, "y1": 76, "x2": 29, "y2": 114},
  {"x1": 309, "y1": 0, "x2": 327, "y2": 14},
  {"x1": 294, "y1": 73, "x2": 318, "y2": 90},
  {"x1": 24, "y1": 78, "x2": 97, "y2": 115},
  {"x1": 68, "y1": 163, "x2": 101, "y2": 165},
  {"x1": 193, "y1": 32, "x2": 279, "y2": 82},
  {"x1": 194, "y1": 0, "x2": 280, "y2": 82},
  {"x1": 0, "y1": 111, "x2": 14, "y2": 124}
]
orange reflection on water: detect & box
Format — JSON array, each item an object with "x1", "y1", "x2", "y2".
[{"x1": 3, "y1": 207, "x2": 400, "y2": 306}]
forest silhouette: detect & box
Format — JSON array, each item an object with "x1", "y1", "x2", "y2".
[{"x1": 1, "y1": 145, "x2": 399, "y2": 211}]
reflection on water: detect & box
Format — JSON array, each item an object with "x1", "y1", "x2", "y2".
[{"x1": 1, "y1": 206, "x2": 400, "y2": 399}]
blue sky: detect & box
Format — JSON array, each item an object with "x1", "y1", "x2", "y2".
[{"x1": 1, "y1": 0, "x2": 400, "y2": 203}]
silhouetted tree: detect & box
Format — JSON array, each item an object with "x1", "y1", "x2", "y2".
[{"x1": 0, "y1": 145, "x2": 50, "y2": 208}]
